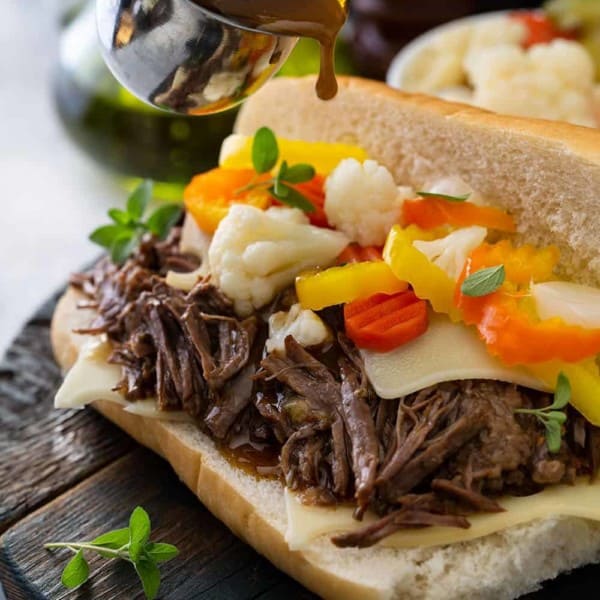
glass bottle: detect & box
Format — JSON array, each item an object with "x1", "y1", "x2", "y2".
[{"x1": 53, "y1": 1, "x2": 238, "y2": 198}]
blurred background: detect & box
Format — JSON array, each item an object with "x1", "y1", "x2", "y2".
[{"x1": 1, "y1": 0, "x2": 598, "y2": 355}]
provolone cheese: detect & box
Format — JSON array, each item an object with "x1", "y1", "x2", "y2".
[
  {"x1": 54, "y1": 339, "x2": 190, "y2": 422},
  {"x1": 362, "y1": 313, "x2": 548, "y2": 399},
  {"x1": 285, "y1": 479, "x2": 600, "y2": 550},
  {"x1": 55, "y1": 338, "x2": 126, "y2": 409}
]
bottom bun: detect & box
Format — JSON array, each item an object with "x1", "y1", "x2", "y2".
[{"x1": 51, "y1": 287, "x2": 600, "y2": 599}]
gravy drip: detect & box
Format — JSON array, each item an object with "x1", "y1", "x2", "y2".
[{"x1": 193, "y1": 0, "x2": 347, "y2": 99}]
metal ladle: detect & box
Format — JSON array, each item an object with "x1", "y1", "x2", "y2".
[{"x1": 96, "y1": 0, "x2": 298, "y2": 115}]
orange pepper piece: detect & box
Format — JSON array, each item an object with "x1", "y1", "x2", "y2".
[
  {"x1": 184, "y1": 168, "x2": 271, "y2": 233},
  {"x1": 403, "y1": 198, "x2": 516, "y2": 232},
  {"x1": 455, "y1": 242, "x2": 600, "y2": 365}
]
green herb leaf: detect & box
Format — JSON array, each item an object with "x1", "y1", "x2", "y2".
[
  {"x1": 269, "y1": 183, "x2": 316, "y2": 213},
  {"x1": 146, "y1": 203, "x2": 183, "y2": 238},
  {"x1": 108, "y1": 208, "x2": 132, "y2": 226},
  {"x1": 544, "y1": 419, "x2": 563, "y2": 453},
  {"x1": 460, "y1": 265, "x2": 505, "y2": 297},
  {"x1": 46, "y1": 506, "x2": 178, "y2": 599},
  {"x1": 144, "y1": 542, "x2": 180, "y2": 563},
  {"x1": 544, "y1": 410, "x2": 568, "y2": 425},
  {"x1": 129, "y1": 506, "x2": 152, "y2": 562},
  {"x1": 91, "y1": 527, "x2": 131, "y2": 549},
  {"x1": 252, "y1": 127, "x2": 279, "y2": 174},
  {"x1": 417, "y1": 191, "x2": 471, "y2": 202},
  {"x1": 127, "y1": 180, "x2": 153, "y2": 220},
  {"x1": 550, "y1": 372, "x2": 571, "y2": 410},
  {"x1": 135, "y1": 558, "x2": 161, "y2": 600},
  {"x1": 61, "y1": 549, "x2": 89, "y2": 589},
  {"x1": 110, "y1": 232, "x2": 138, "y2": 265},
  {"x1": 273, "y1": 175, "x2": 289, "y2": 199},
  {"x1": 278, "y1": 160, "x2": 289, "y2": 179},
  {"x1": 282, "y1": 163, "x2": 315, "y2": 183},
  {"x1": 89, "y1": 225, "x2": 127, "y2": 249}
]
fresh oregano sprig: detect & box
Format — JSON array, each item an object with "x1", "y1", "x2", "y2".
[
  {"x1": 417, "y1": 191, "x2": 471, "y2": 202},
  {"x1": 515, "y1": 372, "x2": 571, "y2": 453},
  {"x1": 460, "y1": 265, "x2": 506, "y2": 297},
  {"x1": 236, "y1": 126, "x2": 317, "y2": 213},
  {"x1": 90, "y1": 180, "x2": 183, "y2": 264},
  {"x1": 44, "y1": 506, "x2": 179, "y2": 599}
]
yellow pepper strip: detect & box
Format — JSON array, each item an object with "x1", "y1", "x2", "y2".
[
  {"x1": 527, "y1": 359, "x2": 600, "y2": 425},
  {"x1": 383, "y1": 225, "x2": 461, "y2": 321},
  {"x1": 220, "y1": 135, "x2": 369, "y2": 175},
  {"x1": 296, "y1": 262, "x2": 408, "y2": 311}
]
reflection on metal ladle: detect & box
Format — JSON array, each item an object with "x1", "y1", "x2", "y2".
[{"x1": 97, "y1": 0, "x2": 297, "y2": 114}]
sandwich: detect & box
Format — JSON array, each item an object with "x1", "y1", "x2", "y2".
[{"x1": 51, "y1": 76, "x2": 600, "y2": 599}]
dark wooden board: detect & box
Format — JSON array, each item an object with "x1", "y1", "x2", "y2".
[
  {"x1": 0, "y1": 449, "x2": 313, "y2": 600},
  {"x1": 0, "y1": 294, "x2": 135, "y2": 533},
  {"x1": 0, "y1": 292, "x2": 599, "y2": 599}
]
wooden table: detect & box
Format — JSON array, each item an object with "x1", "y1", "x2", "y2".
[{"x1": 1, "y1": 293, "x2": 599, "y2": 599}]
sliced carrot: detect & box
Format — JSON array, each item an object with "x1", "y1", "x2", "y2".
[
  {"x1": 336, "y1": 243, "x2": 383, "y2": 265},
  {"x1": 344, "y1": 290, "x2": 428, "y2": 353},
  {"x1": 402, "y1": 198, "x2": 516, "y2": 232}
]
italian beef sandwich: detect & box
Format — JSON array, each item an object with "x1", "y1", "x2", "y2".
[{"x1": 51, "y1": 76, "x2": 600, "y2": 599}]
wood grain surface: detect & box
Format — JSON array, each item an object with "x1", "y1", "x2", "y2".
[
  {"x1": 0, "y1": 295, "x2": 134, "y2": 533},
  {"x1": 0, "y1": 293, "x2": 599, "y2": 599},
  {"x1": 0, "y1": 449, "x2": 313, "y2": 600}
]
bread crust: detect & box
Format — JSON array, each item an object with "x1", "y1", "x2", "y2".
[
  {"x1": 51, "y1": 78, "x2": 600, "y2": 599},
  {"x1": 236, "y1": 77, "x2": 600, "y2": 286}
]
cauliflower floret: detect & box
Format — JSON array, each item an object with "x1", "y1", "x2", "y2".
[
  {"x1": 208, "y1": 204, "x2": 349, "y2": 316},
  {"x1": 465, "y1": 40, "x2": 597, "y2": 127},
  {"x1": 413, "y1": 226, "x2": 488, "y2": 280},
  {"x1": 266, "y1": 303, "x2": 331, "y2": 354},
  {"x1": 325, "y1": 159, "x2": 414, "y2": 247},
  {"x1": 264, "y1": 206, "x2": 310, "y2": 225},
  {"x1": 400, "y1": 17, "x2": 525, "y2": 94}
]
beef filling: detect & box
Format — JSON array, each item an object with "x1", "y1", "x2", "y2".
[{"x1": 71, "y1": 232, "x2": 600, "y2": 548}]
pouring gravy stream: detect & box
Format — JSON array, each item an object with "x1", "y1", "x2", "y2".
[{"x1": 192, "y1": 0, "x2": 348, "y2": 100}]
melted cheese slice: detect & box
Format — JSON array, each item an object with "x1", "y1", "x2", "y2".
[
  {"x1": 285, "y1": 480, "x2": 600, "y2": 550},
  {"x1": 362, "y1": 313, "x2": 548, "y2": 399},
  {"x1": 55, "y1": 339, "x2": 191, "y2": 422}
]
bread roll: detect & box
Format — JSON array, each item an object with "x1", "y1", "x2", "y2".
[{"x1": 51, "y1": 77, "x2": 600, "y2": 599}]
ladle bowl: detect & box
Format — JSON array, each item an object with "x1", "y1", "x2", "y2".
[{"x1": 96, "y1": 0, "x2": 297, "y2": 115}]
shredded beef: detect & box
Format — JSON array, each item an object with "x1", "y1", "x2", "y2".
[{"x1": 72, "y1": 234, "x2": 600, "y2": 549}]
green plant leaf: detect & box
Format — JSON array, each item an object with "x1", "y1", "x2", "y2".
[
  {"x1": 146, "y1": 203, "x2": 183, "y2": 238},
  {"x1": 61, "y1": 549, "x2": 89, "y2": 589},
  {"x1": 89, "y1": 225, "x2": 127, "y2": 249},
  {"x1": 550, "y1": 372, "x2": 571, "y2": 410},
  {"x1": 460, "y1": 265, "x2": 505, "y2": 297},
  {"x1": 269, "y1": 183, "x2": 316, "y2": 213},
  {"x1": 545, "y1": 419, "x2": 563, "y2": 453},
  {"x1": 545, "y1": 410, "x2": 567, "y2": 424},
  {"x1": 145, "y1": 542, "x2": 180, "y2": 563},
  {"x1": 417, "y1": 191, "x2": 471, "y2": 202},
  {"x1": 273, "y1": 176, "x2": 289, "y2": 199},
  {"x1": 135, "y1": 557, "x2": 161, "y2": 600},
  {"x1": 127, "y1": 180, "x2": 153, "y2": 220},
  {"x1": 90, "y1": 527, "x2": 131, "y2": 549},
  {"x1": 129, "y1": 506, "x2": 152, "y2": 562},
  {"x1": 252, "y1": 127, "x2": 279, "y2": 173},
  {"x1": 283, "y1": 163, "x2": 316, "y2": 183},
  {"x1": 108, "y1": 208, "x2": 132, "y2": 226},
  {"x1": 110, "y1": 232, "x2": 138, "y2": 264}
]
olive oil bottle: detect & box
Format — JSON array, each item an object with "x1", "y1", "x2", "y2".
[
  {"x1": 53, "y1": 2, "x2": 237, "y2": 196},
  {"x1": 53, "y1": 2, "x2": 356, "y2": 197}
]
